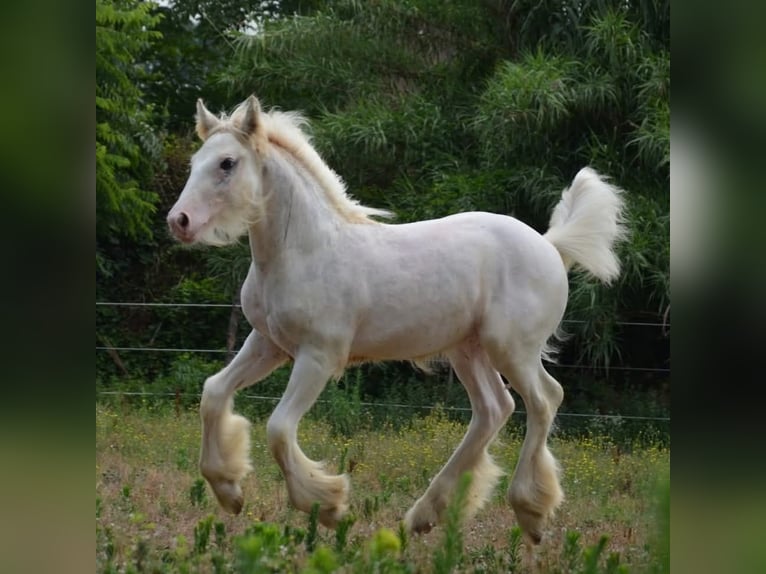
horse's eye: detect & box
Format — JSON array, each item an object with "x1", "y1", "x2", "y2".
[{"x1": 220, "y1": 157, "x2": 236, "y2": 171}]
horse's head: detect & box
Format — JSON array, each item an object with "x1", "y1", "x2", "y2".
[{"x1": 167, "y1": 95, "x2": 265, "y2": 245}]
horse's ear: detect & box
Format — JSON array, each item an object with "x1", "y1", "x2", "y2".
[
  {"x1": 196, "y1": 99, "x2": 219, "y2": 141},
  {"x1": 239, "y1": 95, "x2": 262, "y2": 137}
]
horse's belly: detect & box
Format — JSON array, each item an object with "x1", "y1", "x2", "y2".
[{"x1": 349, "y1": 287, "x2": 478, "y2": 361}]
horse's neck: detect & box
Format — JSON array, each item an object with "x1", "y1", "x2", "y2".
[{"x1": 248, "y1": 149, "x2": 341, "y2": 267}]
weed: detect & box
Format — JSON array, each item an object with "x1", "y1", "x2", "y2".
[
  {"x1": 189, "y1": 478, "x2": 206, "y2": 506},
  {"x1": 366, "y1": 528, "x2": 407, "y2": 573},
  {"x1": 469, "y1": 544, "x2": 504, "y2": 573},
  {"x1": 235, "y1": 523, "x2": 294, "y2": 572},
  {"x1": 335, "y1": 514, "x2": 356, "y2": 553},
  {"x1": 338, "y1": 444, "x2": 349, "y2": 474},
  {"x1": 214, "y1": 520, "x2": 226, "y2": 550},
  {"x1": 397, "y1": 520, "x2": 408, "y2": 555},
  {"x1": 605, "y1": 551, "x2": 628, "y2": 574},
  {"x1": 104, "y1": 526, "x2": 115, "y2": 563},
  {"x1": 433, "y1": 472, "x2": 472, "y2": 574},
  {"x1": 562, "y1": 530, "x2": 583, "y2": 573},
  {"x1": 194, "y1": 515, "x2": 214, "y2": 555},
  {"x1": 211, "y1": 552, "x2": 226, "y2": 574},
  {"x1": 175, "y1": 447, "x2": 191, "y2": 471},
  {"x1": 507, "y1": 525, "x2": 523, "y2": 572},
  {"x1": 363, "y1": 495, "x2": 380, "y2": 519},
  {"x1": 306, "y1": 501, "x2": 321, "y2": 552},
  {"x1": 133, "y1": 538, "x2": 148, "y2": 573},
  {"x1": 305, "y1": 546, "x2": 339, "y2": 573},
  {"x1": 581, "y1": 535, "x2": 608, "y2": 574}
]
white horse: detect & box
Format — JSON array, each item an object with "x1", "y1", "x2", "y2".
[{"x1": 167, "y1": 95, "x2": 625, "y2": 543}]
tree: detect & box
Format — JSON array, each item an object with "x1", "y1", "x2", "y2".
[
  {"x1": 96, "y1": 0, "x2": 162, "y2": 275},
  {"x1": 144, "y1": 0, "x2": 321, "y2": 130}
]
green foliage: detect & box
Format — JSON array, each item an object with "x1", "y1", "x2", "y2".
[
  {"x1": 225, "y1": 0, "x2": 494, "y2": 112},
  {"x1": 314, "y1": 94, "x2": 455, "y2": 191},
  {"x1": 215, "y1": 520, "x2": 227, "y2": 550},
  {"x1": 546, "y1": 530, "x2": 632, "y2": 574},
  {"x1": 502, "y1": 0, "x2": 668, "y2": 55},
  {"x1": 190, "y1": 479, "x2": 207, "y2": 507},
  {"x1": 234, "y1": 522, "x2": 294, "y2": 572},
  {"x1": 306, "y1": 502, "x2": 320, "y2": 552},
  {"x1": 96, "y1": 0, "x2": 162, "y2": 266},
  {"x1": 468, "y1": 525, "x2": 524, "y2": 573},
  {"x1": 397, "y1": 521, "x2": 408, "y2": 555},
  {"x1": 562, "y1": 530, "x2": 584, "y2": 572},
  {"x1": 477, "y1": 52, "x2": 579, "y2": 151},
  {"x1": 313, "y1": 369, "x2": 367, "y2": 437},
  {"x1": 507, "y1": 526, "x2": 523, "y2": 571},
  {"x1": 360, "y1": 527, "x2": 407, "y2": 574},
  {"x1": 194, "y1": 515, "x2": 214, "y2": 554},
  {"x1": 143, "y1": 0, "x2": 322, "y2": 129},
  {"x1": 204, "y1": 242, "x2": 252, "y2": 299},
  {"x1": 304, "y1": 545, "x2": 339, "y2": 574},
  {"x1": 335, "y1": 514, "x2": 356, "y2": 554},
  {"x1": 433, "y1": 472, "x2": 472, "y2": 574}
]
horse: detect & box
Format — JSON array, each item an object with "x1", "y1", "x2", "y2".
[{"x1": 167, "y1": 95, "x2": 626, "y2": 543}]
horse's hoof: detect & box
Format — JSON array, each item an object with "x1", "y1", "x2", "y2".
[
  {"x1": 404, "y1": 500, "x2": 441, "y2": 535},
  {"x1": 228, "y1": 497, "x2": 244, "y2": 515},
  {"x1": 210, "y1": 479, "x2": 244, "y2": 515},
  {"x1": 513, "y1": 506, "x2": 546, "y2": 545},
  {"x1": 528, "y1": 530, "x2": 542, "y2": 545},
  {"x1": 318, "y1": 503, "x2": 348, "y2": 529},
  {"x1": 412, "y1": 521, "x2": 434, "y2": 535}
]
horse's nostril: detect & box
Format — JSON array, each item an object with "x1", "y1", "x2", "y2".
[{"x1": 177, "y1": 212, "x2": 189, "y2": 229}]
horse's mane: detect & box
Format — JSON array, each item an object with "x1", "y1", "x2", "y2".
[{"x1": 220, "y1": 104, "x2": 393, "y2": 224}]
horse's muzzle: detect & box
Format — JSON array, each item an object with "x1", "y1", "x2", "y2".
[{"x1": 167, "y1": 210, "x2": 193, "y2": 243}]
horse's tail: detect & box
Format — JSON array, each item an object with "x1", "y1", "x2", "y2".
[{"x1": 543, "y1": 167, "x2": 627, "y2": 284}]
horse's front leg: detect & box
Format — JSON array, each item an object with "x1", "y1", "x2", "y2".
[
  {"x1": 200, "y1": 330, "x2": 288, "y2": 514},
  {"x1": 266, "y1": 348, "x2": 349, "y2": 528}
]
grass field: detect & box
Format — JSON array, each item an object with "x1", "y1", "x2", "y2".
[{"x1": 96, "y1": 403, "x2": 669, "y2": 573}]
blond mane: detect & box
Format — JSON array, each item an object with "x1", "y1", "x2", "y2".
[{"x1": 217, "y1": 104, "x2": 393, "y2": 224}]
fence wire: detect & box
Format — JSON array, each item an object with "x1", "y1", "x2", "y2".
[
  {"x1": 96, "y1": 301, "x2": 670, "y2": 423},
  {"x1": 96, "y1": 390, "x2": 670, "y2": 422},
  {"x1": 95, "y1": 345, "x2": 670, "y2": 373}
]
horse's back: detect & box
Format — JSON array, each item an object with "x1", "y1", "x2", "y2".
[
  {"x1": 372, "y1": 211, "x2": 566, "y2": 296},
  {"x1": 342, "y1": 211, "x2": 568, "y2": 360}
]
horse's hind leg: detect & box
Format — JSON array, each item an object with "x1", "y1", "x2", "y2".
[
  {"x1": 485, "y1": 345, "x2": 564, "y2": 544},
  {"x1": 200, "y1": 330, "x2": 288, "y2": 514},
  {"x1": 404, "y1": 340, "x2": 514, "y2": 534}
]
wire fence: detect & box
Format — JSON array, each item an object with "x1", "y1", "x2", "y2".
[
  {"x1": 95, "y1": 345, "x2": 670, "y2": 373},
  {"x1": 95, "y1": 390, "x2": 670, "y2": 422},
  {"x1": 96, "y1": 301, "x2": 671, "y2": 424},
  {"x1": 96, "y1": 301, "x2": 670, "y2": 373}
]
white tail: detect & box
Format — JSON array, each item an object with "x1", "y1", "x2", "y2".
[{"x1": 544, "y1": 167, "x2": 627, "y2": 284}]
